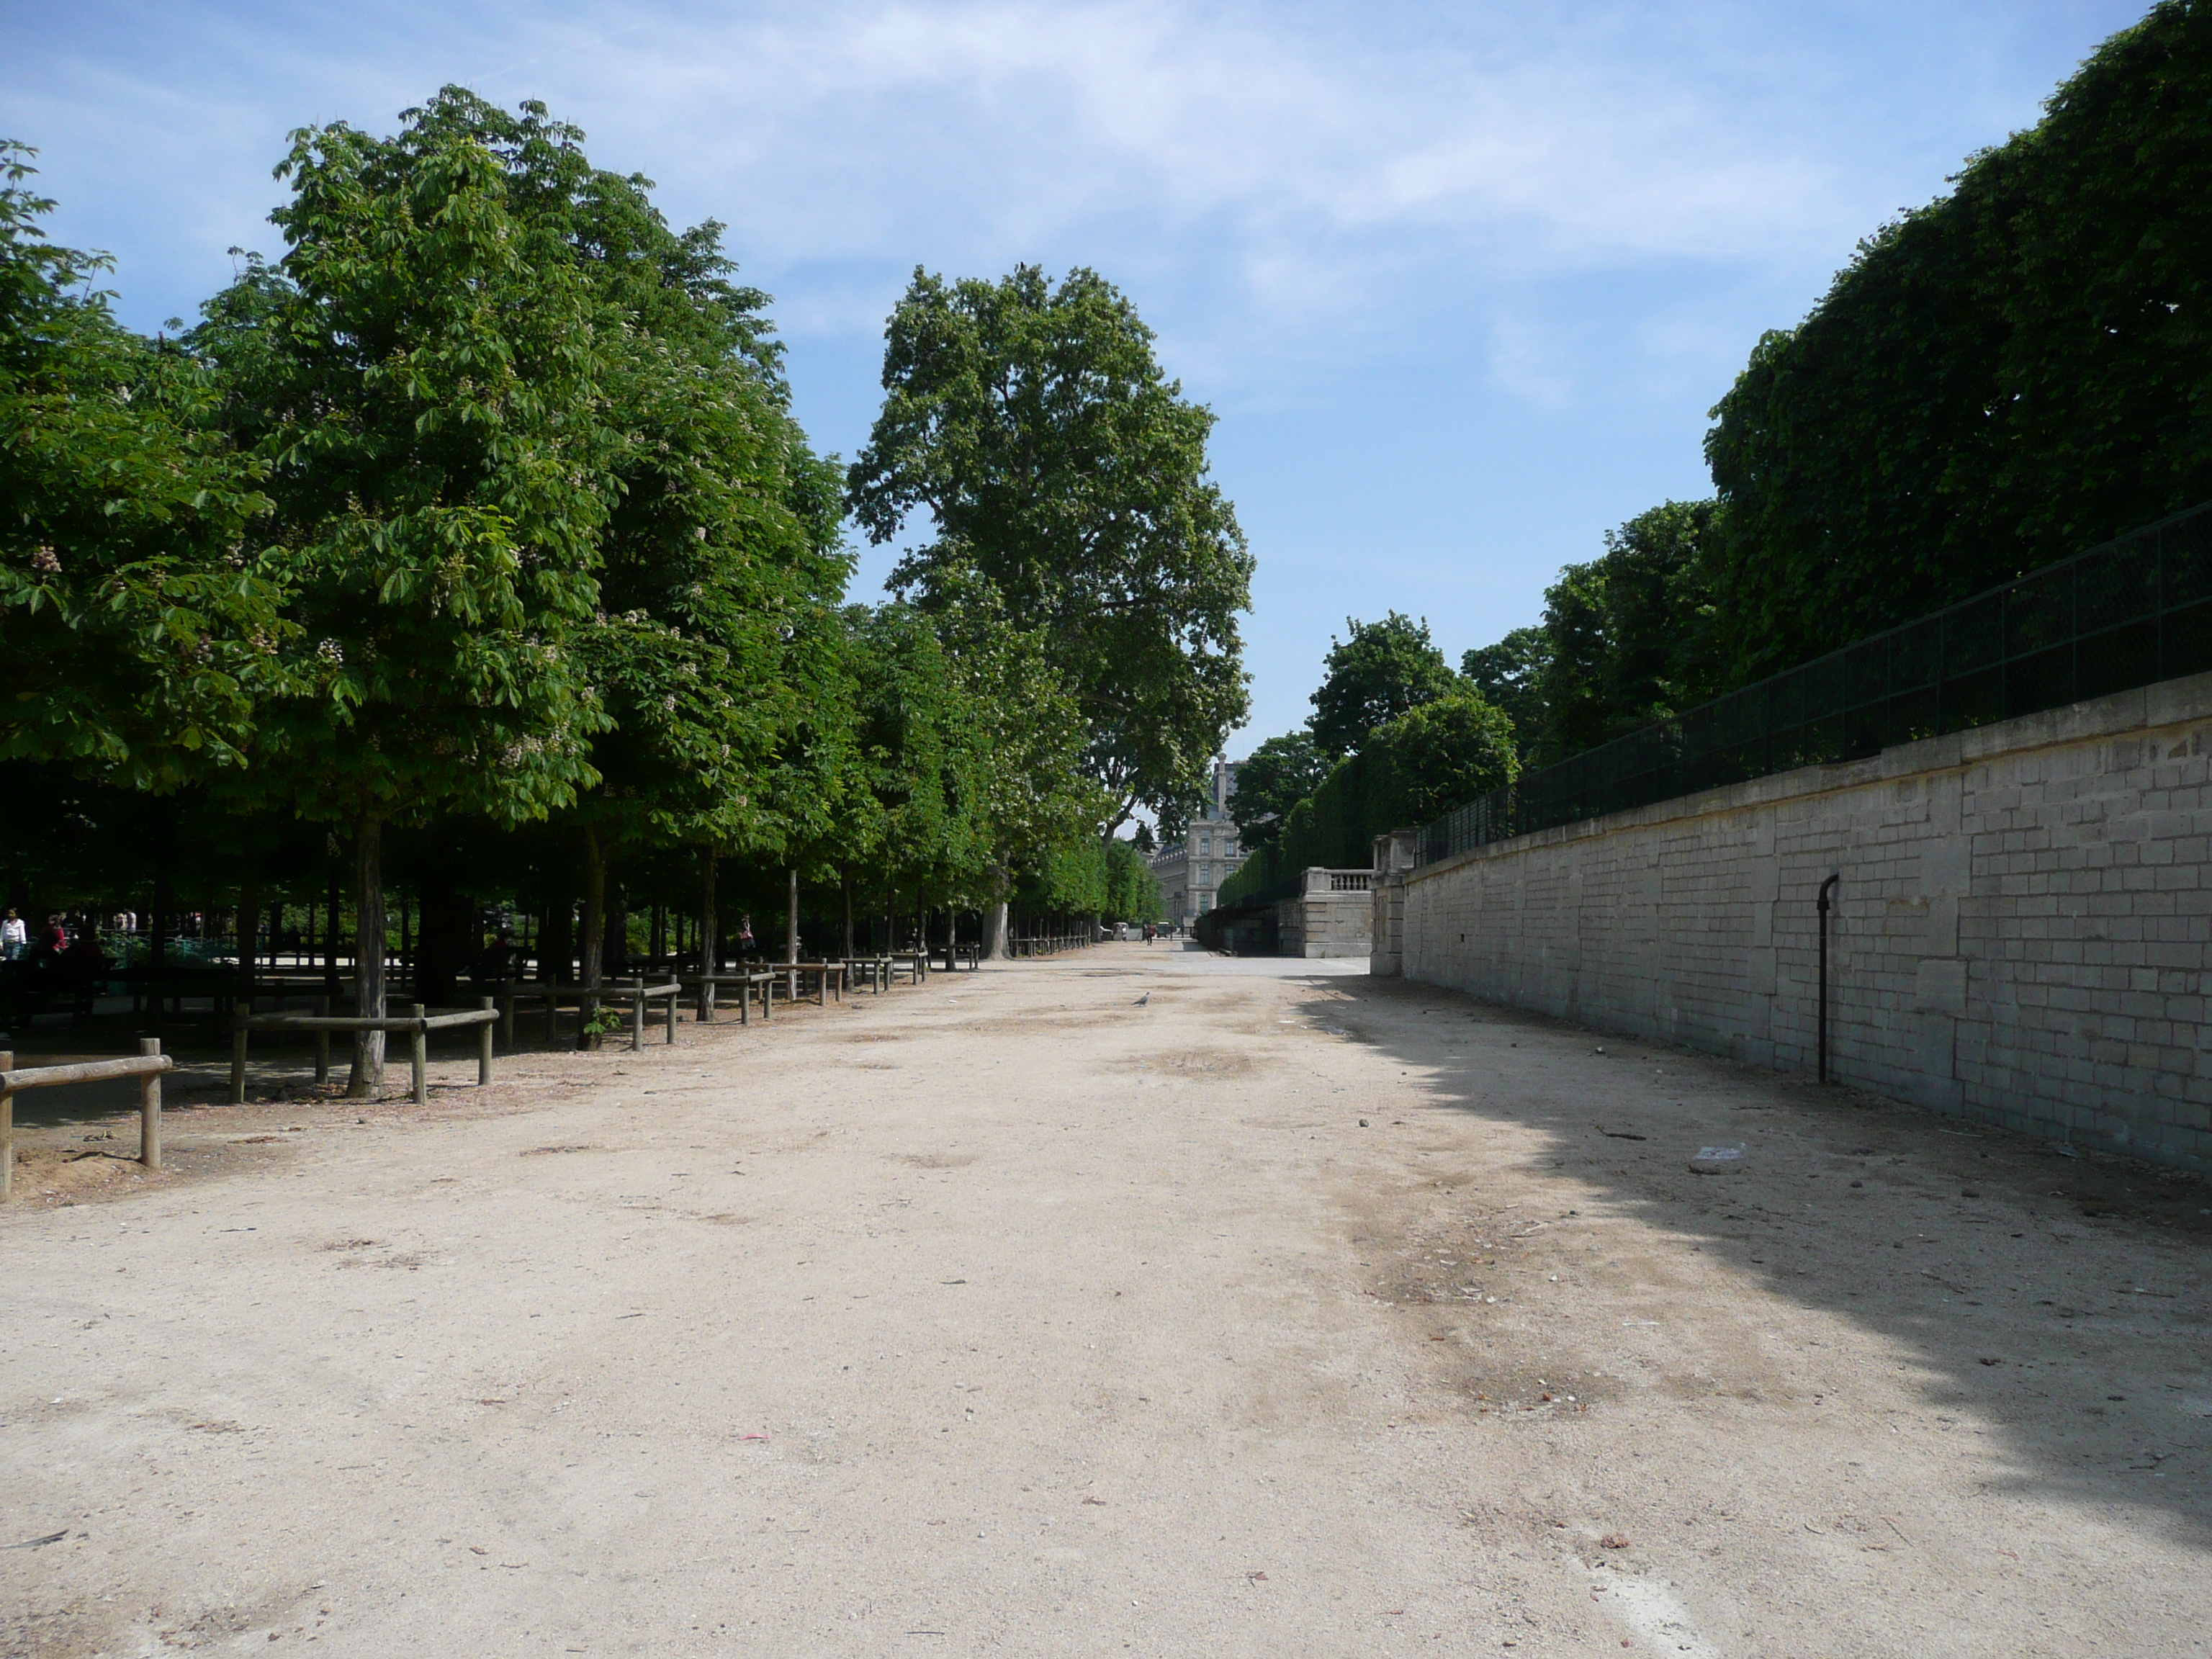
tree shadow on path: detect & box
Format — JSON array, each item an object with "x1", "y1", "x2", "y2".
[{"x1": 1290, "y1": 971, "x2": 2212, "y2": 1550}]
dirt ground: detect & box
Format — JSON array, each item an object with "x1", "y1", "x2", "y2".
[{"x1": 2, "y1": 943, "x2": 2208, "y2": 1658}]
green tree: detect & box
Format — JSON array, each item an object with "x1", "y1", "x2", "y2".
[
  {"x1": 1102, "y1": 838, "x2": 1163, "y2": 923},
  {"x1": 1370, "y1": 694, "x2": 1519, "y2": 824},
  {"x1": 387, "y1": 94, "x2": 853, "y2": 992},
  {"x1": 930, "y1": 589, "x2": 1106, "y2": 956},
  {"x1": 1704, "y1": 0, "x2": 2212, "y2": 682},
  {"x1": 847, "y1": 264, "x2": 1253, "y2": 835},
  {"x1": 0, "y1": 145, "x2": 291, "y2": 789},
  {"x1": 1306, "y1": 611, "x2": 1460, "y2": 759},
  {"x1": 191, "y1": 104, "x2": 616, "y2": 1088},
  {"x1": 1230, "y1": 731, "x2": 1329, "y2": 848},
  {"x1": 1459, "y1": 626, "x2": 1551, "y2": 760},
  {"x1": 1533, "y1": 501, "x2": 1718, "y2": 762}
]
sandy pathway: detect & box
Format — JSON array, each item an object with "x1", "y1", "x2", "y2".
[{"x1": 3, "y1": 944, "x2": 2208, "y2": 1658}]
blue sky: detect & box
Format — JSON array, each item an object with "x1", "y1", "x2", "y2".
[{"x1": 4, "y1": 0, "x2": 2152, "y2": 754}]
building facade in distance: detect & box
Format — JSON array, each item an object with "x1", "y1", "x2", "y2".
[{"x1": 1148, "y1": 757, "x2": 1242, "y2": 930}]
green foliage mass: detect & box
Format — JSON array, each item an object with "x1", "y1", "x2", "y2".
[
  {"x1": 3, "y1": 94, "x2": 1172, "y2": 1006},
  {"x1": 848, "y1": 264, "x2": 1252, "y2": 832},
  {"x1": 1703, "y1": 0, "x2": 2212, "y2": 680},
  {"x1": 1433, "y1": 2, "x2": 2212, "y2": 822},
  {"x1": 1229, "y1": 731, "x2": 1330, "y2": 850},
  {"x1": 1529, "y1": 500, "x2": 1719, "y2": 763},
  {"x1": 1220, "y1": 695, "x2": 1516, "y2": 905},
  {"x1": 1457, "y1": 626, "x2": 1550, "y2": 760},
  {"x1": 189, "y1": 99, "x2": 615, "y2": 837},
  {"x1": 1305, "y1": 611, "x2": 1460, "y2": 759},
  {"x1": 1372, "y1": 696, "x2": 1520, "y2": 825},
  {"x1": 0, "y1": 145, "x2": 291, "y2": 789}
]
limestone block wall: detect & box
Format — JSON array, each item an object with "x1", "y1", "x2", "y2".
[
  {"x1": 1399, "y1": 673, "x2": 2212, "y2": 1172},
  {"x1": 1279, "y1": 870, "x2": 1375, "y2": 959}
]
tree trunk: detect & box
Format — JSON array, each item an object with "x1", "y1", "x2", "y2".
[
  {"x1": 347, "y1": 815, "x2": 387, "y2": 1097},
  {"x1": 786, "y1": 866, "x2": 799, "y2": 964},
  {"x1": 578, "y1": 829, "x2": 608, "y2": 1051},
  {"x1": 698, "y1": 849, "x2": 719, "y2": 974},
  {"x1": 842, "y1": 873, "x2": 855, "y2": 959},
  {"x1": 983, "y1": 899, "x2": 1010, "y2": 961}
]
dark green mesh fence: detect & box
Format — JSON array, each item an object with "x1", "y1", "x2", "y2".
[{"x1": 1419, "y1": 497, "x2": 2212, "y2": 866}]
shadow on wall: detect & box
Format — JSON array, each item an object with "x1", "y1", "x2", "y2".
[{"x1": 1292, "y1": 971, "x2": 2212, "y2": 1549}]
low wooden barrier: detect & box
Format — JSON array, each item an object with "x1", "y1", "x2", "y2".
[
  {"x1": 681, "y1": 971, "x2": 775, "y2": 1025},
  {"x1": 779, "y1": 963, "x2": 846, "y2": 1006},
  {"x1": 231, "y1": 1000, "x2": 499, "y2": 1105},
  {"x1": 503, "y1": 979, "x2": 682, "y2": 1051},
  {"x1": 0, "y1": 1040, "x2": 172, "y2": 1202},
  {"x1": 845, "y1": 951, "x2": 940, "y2": 990}
]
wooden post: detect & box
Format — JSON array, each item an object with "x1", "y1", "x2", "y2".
[
  {"x1": 1, "y1": 1050, "x2": 12, "y2": 1205},
  {"x1": 479, "y1": 997, "x2": 495, "y2": 1086},
  {"x1": 138, "y1": 1038, "x2": 163, "y2": 1170},
  {"x1": 629, "y1": 977, "x2": 645, "y2": 1051},
  {"x1": 663, "y1": 986, "x2": 675, "y2": 1045},
  {"x1": 230, "y1": 1017, "x2": 248, "y2": 1105},
  {"x1": 410, "y1": 1003, "x2": 428, "y2": 1105},
  {"x1": 314, "y1": 995, "x2": 331, "y2": 1087}
]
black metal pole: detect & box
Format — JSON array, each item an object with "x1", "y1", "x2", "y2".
[{"x1": 1817, "y1": 873, "x2": 1840, "y2": 1083}]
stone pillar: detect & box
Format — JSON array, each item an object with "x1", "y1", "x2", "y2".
[{"x1": 1369, "y1": 830, "x2": 1421, "y2": 977}]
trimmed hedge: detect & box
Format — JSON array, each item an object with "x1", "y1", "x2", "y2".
[{"x1": 1218, "y1": 697, "x2": 1516, "y2": 906}]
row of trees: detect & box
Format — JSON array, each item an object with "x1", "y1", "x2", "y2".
[
  {"x1": 1223, "y1": 3, "x2": 2211, "y2": 881},
  {"x1": 1268, "y1": 0, "x2": 2212, "y2": 827},
  {"x1": 1226, "y1": 613, "x2": 1519, "y2": 859},
  {"x1": 2, "y1": 90, "x2": 1228, "y2": 1082}
]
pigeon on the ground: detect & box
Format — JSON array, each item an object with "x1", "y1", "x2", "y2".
[{"x1": 1133, "y1": 992, "x2": 1150, "y2": 1006}]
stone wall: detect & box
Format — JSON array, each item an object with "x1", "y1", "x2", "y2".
[
  {"x1": 1390, "y1": 673, "x2": 2212, "y2": 1172},
  {"x1": 1278, "y1": 868, "x2": 1375, "y2": 959}
]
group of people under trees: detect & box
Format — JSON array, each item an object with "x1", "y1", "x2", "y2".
[
  {"x1": 1, "y1": 89, "x2": 1241, "y2": 1089},
  {"x1": 0, "y1": 907, "x2": 110, "y2": 1017}
]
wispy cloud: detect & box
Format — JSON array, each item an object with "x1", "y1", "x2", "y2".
[
  {"x1": 7, "y1": 0, "x2": 2149, "y2": 741},
  {"x1": 9, "y1": 0, "x2": 2008, "y2": 367}
]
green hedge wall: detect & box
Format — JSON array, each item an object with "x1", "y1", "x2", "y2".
[{"x1": 1218, "y1": 747, "x2": 1408, "y2": 907}]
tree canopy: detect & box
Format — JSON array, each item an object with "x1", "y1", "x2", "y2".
[
  {"x1": 1703, "y1": 0, "x2": 2212, "y2": 680},
  {"x1": 1305, "y1": 611, "x2": 1461, "y2": 760},
  {"x1": 1529, "y1": 500, "x2": 1718, "y2": 763},
  {"x1": 2, "y1": 91, "x2": 1175, "y2": 1058},
  {"x1": 1229, "y1": 732, "x2": 1329, "y2": 850},
  {"x1": 1458, "y1": 627, "x2": 1550, "y2": 760},
  {"x1": 0, "y1": 144, "x2": 289, "y2": 791},
  {"x1": 848, "y1": 264, "x2": 1253, "y2": 832}
]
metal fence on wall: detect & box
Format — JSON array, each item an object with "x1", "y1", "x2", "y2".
[{"x1": 1419, "y1": 496, "x2": 2212, "y2": 866}]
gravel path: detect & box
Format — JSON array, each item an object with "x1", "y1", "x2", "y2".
[{"x1": 4, "y1": 943, "x2": 2208, "y2": 1657}]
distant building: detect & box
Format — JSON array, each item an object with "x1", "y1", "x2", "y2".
[{"x1": 1147, "y1": 757, "x2": 1243, "y2": 930}]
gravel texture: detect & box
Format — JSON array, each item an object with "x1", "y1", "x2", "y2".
[{"x1": 3, "y1": 942, "x2": 2208, "y2": 1657}]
